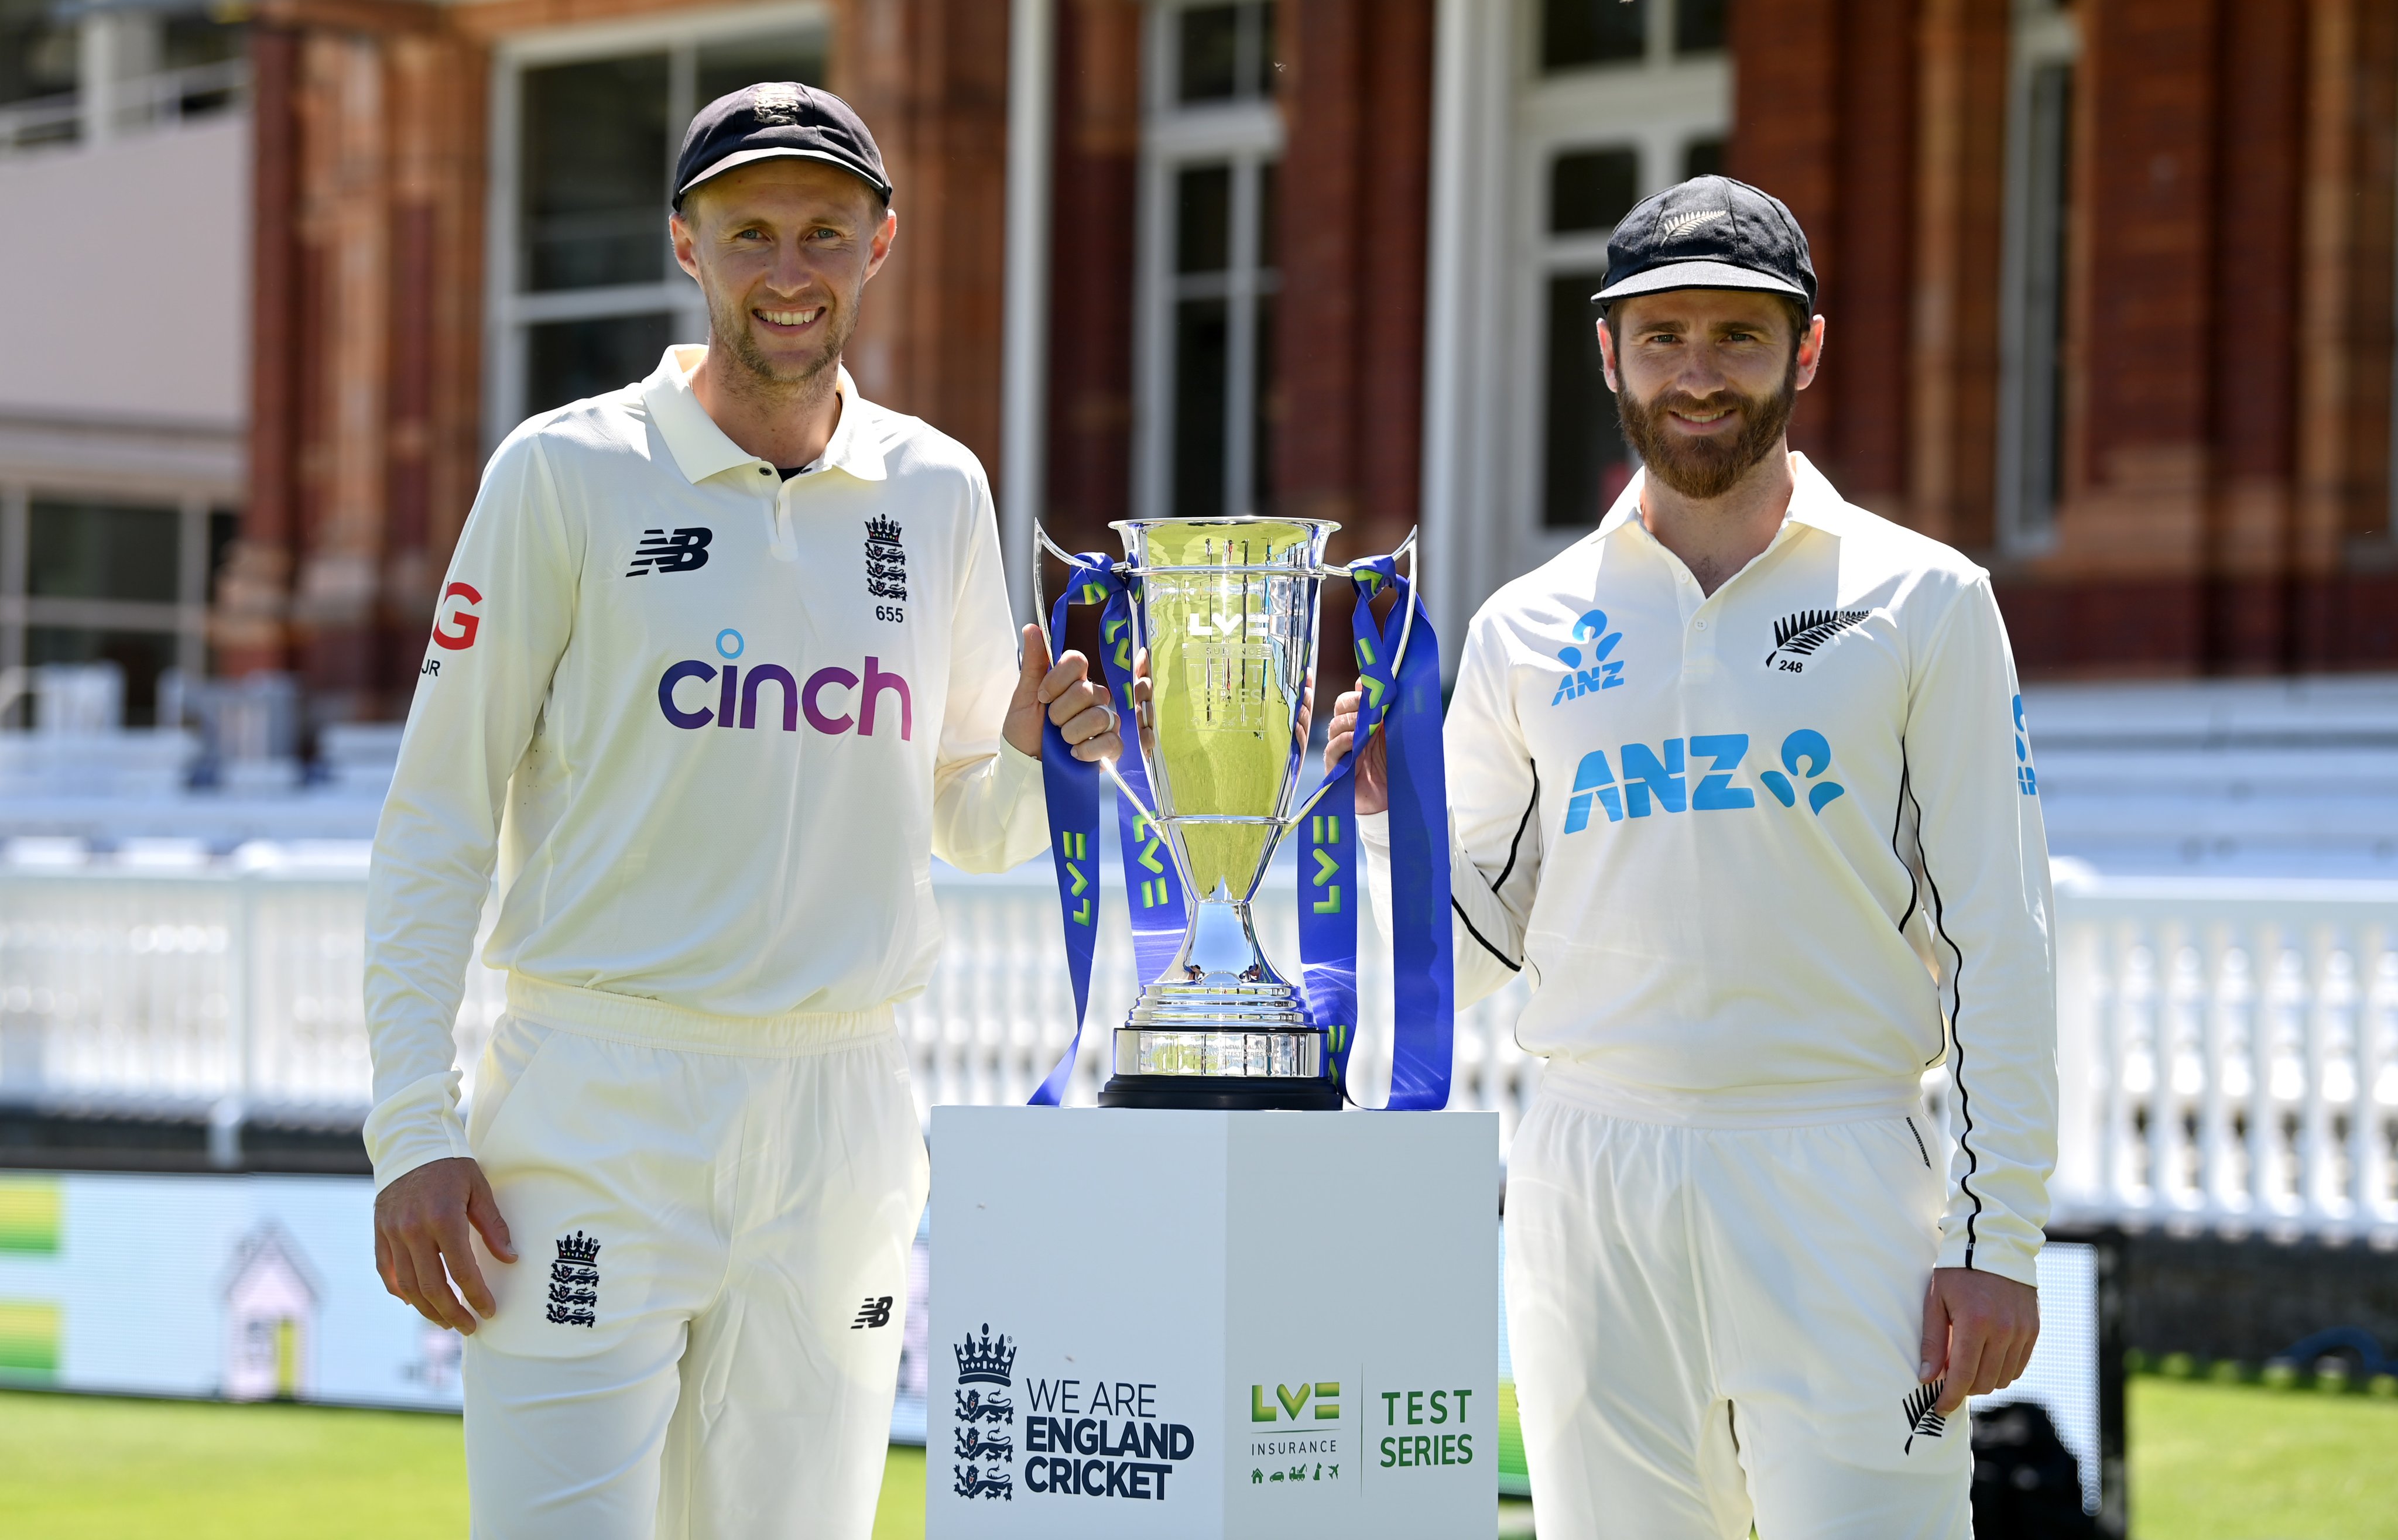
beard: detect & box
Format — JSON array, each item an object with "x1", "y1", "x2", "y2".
[
  {"x1": 706, "y1": 283, "x2": 857, "y2": 398},
  {"x1": 1616, "y1": 352, "x2": 1797, "y2": 500}
]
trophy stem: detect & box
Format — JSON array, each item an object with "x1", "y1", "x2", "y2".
[{"x1": 1098, "y1": 891, "x2": 1340, "y2": 1112}]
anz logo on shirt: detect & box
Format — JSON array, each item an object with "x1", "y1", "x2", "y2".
[
  {"x1": 1563, "y1": 729, "x2": 1847, "y2": 833},
  {"x1": 1549, "y1": 609, "x2": 1626, "y2": 705},
  {"x1": 2013, "y1": 694, "x2": 2039, "y2": 797}
]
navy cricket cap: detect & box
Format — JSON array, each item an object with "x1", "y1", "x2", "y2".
[
  {"x1": 1593, "y1": 175, "x2": 1817, "y2": 312},
  {"x1": 673, "y1": 82, "x2": 892, "y2": 210}
]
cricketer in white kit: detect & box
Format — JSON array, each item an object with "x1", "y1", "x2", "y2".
[
  {"x1": 363, "y1": 84, "x2": 1118, "y2": 1539},
  {"x1": 1335, "y1": 177, "x2": 2057, "y2": 1538}
]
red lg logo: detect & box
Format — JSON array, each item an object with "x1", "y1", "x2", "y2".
[{"x1": 431, "y1": 582, "x2": 482, "y2": 651}]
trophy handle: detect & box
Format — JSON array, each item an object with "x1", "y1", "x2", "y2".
[
  {"x1": 1031, "y1": 519, "x2": 1157, "y2": 824},
  {"x1": 1029, "y1": 519, "x2": 1071, "y2": 658},
  {"x1": 1378, "y1": 526, "x2": 1421, "y2": 683},
  {"x1": 1288, "y1": 526, "x2": 1423, "y2": 828}
]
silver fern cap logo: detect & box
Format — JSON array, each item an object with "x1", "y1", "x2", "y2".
[{"x1": 1659, "y1": 207, "x2": 1729, "y2": 241}]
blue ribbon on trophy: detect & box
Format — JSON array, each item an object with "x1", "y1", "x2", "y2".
[
  {"x1": 1029, "y1": 552, "x2": 1193, "y2": 1107},
  {"x1": 1294, "y1": 556, "x2": 1454, "y2": 1109},
  {"x1": 1026, "y1": 521, "x2": 1452, "y2": 1112}
]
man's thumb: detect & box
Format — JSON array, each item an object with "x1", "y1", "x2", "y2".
[
  {"x1": 1019, "y1": 623, "x2": 1050, "y2": 685},
  {"x1": 1917, "y1": 1284, "x2": 1947, "y2": 1381}
]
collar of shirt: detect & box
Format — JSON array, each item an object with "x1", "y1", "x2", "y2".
[
  {"x1": 1591, "y1": 451, "x2": 1858, "y2": 546},
  {"x1": 640, "y1": 344, "x2": 891, "y2": 486}
]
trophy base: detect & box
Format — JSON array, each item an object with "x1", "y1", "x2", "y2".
[{"x1": 1097, "y1": 1073, "x2": 1342, "y2": 1111}]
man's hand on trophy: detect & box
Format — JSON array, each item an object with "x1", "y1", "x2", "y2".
[
  {"x1": 1008, "y1": 623, "x2": 1124, "y2": 762},
  {"x1": 1324, "y1": 689, "x2": 1389, "y2": 815}
]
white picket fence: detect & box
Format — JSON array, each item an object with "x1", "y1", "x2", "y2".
[
  {"x1": 2050, "y1": 874, "x2": 2398, "y2": 1238},
  {"x1": 1, "y1": 850, "x2": 2393, "y2": 1241}
]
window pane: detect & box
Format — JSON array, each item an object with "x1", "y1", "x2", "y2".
[
  {"x1": 0, "y1": 0, "x2": 77, "y2": 108},
  {"x1": 160, "y1": 17, "x2": 248, "y2": 116},
  {"x1": 1674, "y1": 0, "x2": 1726, "y2": 54},
  {"x1": 1179, "y1": 4, "x2": 1241, "y2": 102},
  {"x1": 1253, "y1": 291, "x2": 1277, "y2": 515},
  {"x1": 28, "y1": 499, "x2": 180, "y2": 603},
  {"x1": 1683, "y1": 137, "x2": 1725, "y2": 180},
  {"x1": 162, "y1": 14, "x2": 245, "y2": 71},
  {"x1": 207, "y1": 510, "x2": 241, "y2": 604},
  {"x1": 2020, "y1": 62, "x2": 2074, "y2": 525},
  {"x1": 1256, "y1": 161, "x2": 1279, "y2": 272},
  {"x1": 1541, "y1": 0, "x2": 1647, "y2": 71},
  {"x1": 1248, "y1": 3, "x2": 1280, "y2": 96},
  {"x1": 1171, "y1": 298, "x2": 1230, "y2": 520},
  {"x1": 1551, "y1": 147, "x2": 1639, "y2": 234},
  {"x1": 521, "y1": 54, "x2": 670, "y2": 292},
  {"x1": 1543, "y1": 272, "x2": 1629, "y2": 529},
  {"x1": 1177, "y1": 164, "x2": 1232, "y2": 274},
  {"x1": 694, "y1": 30, "x2": 828, "y2": 114},
  {"x1": 26, "y1": 629, "x2": 176, "y2": 728},
  {"x1": 527, "y1": 313, "x2": 677, "y2": 418}
]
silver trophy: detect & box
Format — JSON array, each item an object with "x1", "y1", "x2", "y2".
[{"x1": 1036, "y1": 516, "x2": 1415, "y2": 1111}]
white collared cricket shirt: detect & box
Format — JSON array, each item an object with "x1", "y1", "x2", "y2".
[
  {"x1": 362, "y1": 347, "x2": 1046, "y2": 1189},
  {"x1": 1414, "y1": 455, "x2": 2056, "y2": 1285}
]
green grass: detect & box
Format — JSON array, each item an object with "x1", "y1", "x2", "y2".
[
  {"x1": 0, "y1": 1390, "x2": 467, "y2": 1539},
  {"x1": 2131, "y1": 1376, "x2": 2398, "y2": 1539},
  {"x1": 4, "y1": 1380, "x2": 2393, "y2": 1538},
  {"x1": 0, "y1": 1391, "x2": 927, "y2": 1539}
]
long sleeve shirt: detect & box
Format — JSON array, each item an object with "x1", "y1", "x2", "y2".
[
  {"x1": 362, "y1": 347, "x2": 1046, "y2": 1189},
  {"x1": 1369, "y1": 455, "x2": 2057, "y2": 1285}
]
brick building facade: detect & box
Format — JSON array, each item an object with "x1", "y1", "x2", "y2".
[{"x1": 214, "y1": 0, "x2": 2397, "y2": 722}]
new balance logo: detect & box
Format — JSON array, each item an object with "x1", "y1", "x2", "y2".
[
  {"x1": 626, "y1": 527, "x2": 714, "y2": 575},
  {"x1": 1766, "y1": 609, "x2": 1871, "y2": 671},
  {"x1": 1902, "y1": 1381, "x2": 1947, "y2": 1453},
  {"x1": 852, "y1": 1295, "x2": 895, "y2": 1330},
  {"x1": 1659, "y1": 208, "x2": 1729, "y2": 241}
]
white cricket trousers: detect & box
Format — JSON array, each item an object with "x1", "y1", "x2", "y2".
[
  {"x1": 1504, "y1": 1066, "x2": 1971, "y2": 1539},
  {"x1": 460, "y1": 976, "x2": 929, "y2": 1540}
]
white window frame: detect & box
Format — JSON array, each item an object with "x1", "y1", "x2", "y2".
[
  {"x1": 0, "y1": 478, "x2": 223, "y2": 723},
  {"x1": 1133, "y1": 0, "x2": 1284, "y2": 524},
  {"x1": 1506, "y1": 0, "x2": 1729, "y2": 564},
  {"x1": 1994, "y1": 0, "x2": 2080, "y2": 555},
  {"x1": 483, "y1": 2, "x2": 832, "y2": 452}
]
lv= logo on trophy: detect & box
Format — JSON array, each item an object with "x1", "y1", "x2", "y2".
[{"x1": 1027, "y1": 516, "x2": 1457, "y2": 1114}]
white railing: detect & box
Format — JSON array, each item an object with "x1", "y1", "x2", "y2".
[
  {"x1": 0, "y1": 58, "x2": 249, "y2": 157},
  {"x1": 0, "y1": 848, "x2": 505, "y2": 1131},
  {"x1": 2050, "y1": 875, "x2": 2398, "y2": 1239},
  {"x1": 2, "y1": 852, "x2": 2392, "y2": 1240}
]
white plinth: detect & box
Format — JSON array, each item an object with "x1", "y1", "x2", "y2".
[{"x1": 926, "y1": 1107, "x2": 1498, "y2": 1539}]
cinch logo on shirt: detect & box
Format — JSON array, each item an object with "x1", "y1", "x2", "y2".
[
  {"x1": 655, "y1": 627, "x2": 912, "y2": 738},
  {"x1": 1563, "y1": 729, "x2": 1847, "y2": 832},
  {"x1": 1550, "y1": 609, "x2": 1626, "y2": 705}
]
